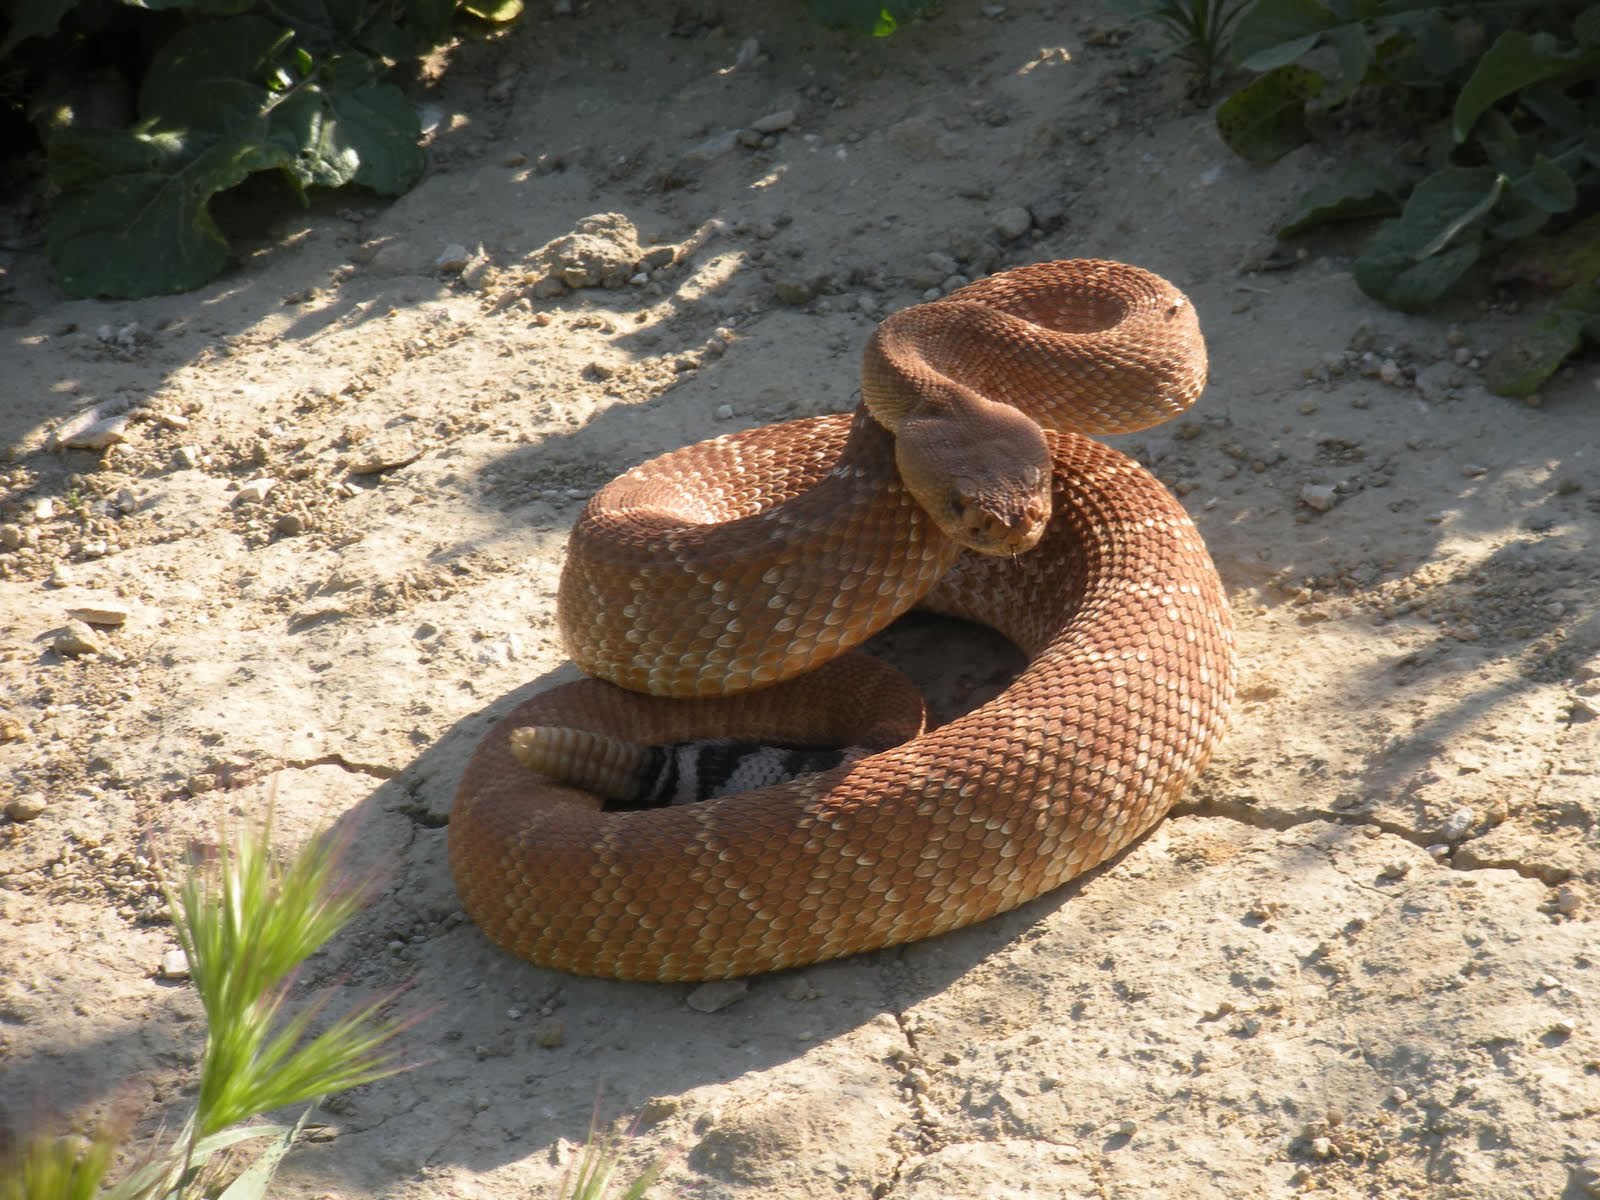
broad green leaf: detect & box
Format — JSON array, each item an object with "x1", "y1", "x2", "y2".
[
  {"x1": 1232, "y1": 0, "x2": 1339, "y2": 70},
  {"x1": 1415, "y1": 168, "x2": 1505, "y2": 257},
  {"x1": 47, "y1": 128, "x2": 283, "y2": 297},
  {"x1": 0, "y1": 0, "x2": 77, "y2": 56},
  {"x1": 1452, "y1": 30, "x2": 1581, "y2": 142},
  {"x1": 265, "y1": 58, "x2": 423, "y2": 194},
  {"x1": 1510, "y1": 154, "x2": 1576, "y2": 214},
  {"x1": 1356, "y1": 222, "x2": 1482, "y2": 308},
  {"x1": 405, "y1": 0, "x2": 457, "y2": 47},
  {"x1": 1279, "y1": 161, "x2": 1404, "y2": 235},
  {"x1": 1215, "y1": 65, "x2": 1325, "y2": 164},
  {"x1": 139, "y1": 16, "x2": 293, "y2": 132},
  {"x1": 121, "y1": 0, "x2": 257, "y2": 11},
  {"x1": 1324, "y1": 21, "x2": 1371, "y2": 98},
  {"x1": 1578, "y1": 5, "x2": 1600, "y2": 47},
  {"x1": 462, "y1": 0, "x2": 523, "y2": 21},
  {"x1": 1483, "y1": 279, "x2": 1600, "y2": 396},
  {"x1": 1495, "y1": 212, "x2": 1600, "y2": 290},
  {"x1": 1352, "y1": 167, "x2": 1503, "y2": 307},
  {"x1": 323, "y1": 58, "x2": 424, "y2": 194},
  {"x1": 271, "y1": 0, "x2": 371, "y2": 53}
]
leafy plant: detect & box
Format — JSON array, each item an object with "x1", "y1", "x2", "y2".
[
  {"x1": 2, "y1": 0, "x2": 518, "y2": 300},
  {"x1": 1213, "y1": 0, "x2": 1600, "y2": 393},
  {"x1": 558, "y1": 1107, "x2": 665, "y2": 1200},
  {"x1": 1126, "y1": 0, "x2": 1254, "y2": 92},
  {"x1": 0, "y1": 814, "x2": 418, "y2": 1200},
  {"x1": 805, "y1": 0, "x2": 938, "y2": 37}
]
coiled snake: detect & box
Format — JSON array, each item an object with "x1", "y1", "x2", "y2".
[{"x1": 450, "y1": 260, "x2": 1236, "y2": 981}]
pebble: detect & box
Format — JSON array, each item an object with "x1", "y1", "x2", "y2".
[
  {"x1": 53, "y1": 619, "x2": 104, "y2": 656},
  {"x1": 532, "y1": 1017, "x2": 566, "y2": 1048},
  {"x1": 1300, "y1": 483, "x2": 1338, "y2": 512},
  {"x1": 234, "y1": 477, "x2": 276, "y2": 505},
  {"x1": 1439, "y1": 806, "x2": 1475, "y2": 841},
  {"x1": 51, "y1": 405, "x2": 130, "y2": 451},
  {"x1": 347, "y1": 430, "x2": 423, "y2": 475},
  {"x1": 159, "y1": 948, "x2": 191, "y2": 980},
  {"x1": 750, "y1": 109, "x2": 794, "y2": 134},
  {"x1": 435, "y1": 243, "x2": 471, "y2": 272},
  {"x1": 991, "y1": 205, "x2": 1033, "y2": 241},
  {"x1": 1460, "y1": 463, "x2": 1489, "y2": 478},
  {"x1": 686, "y1": 979, "x2": 749, "y2": 1012},
  {"x1": 176, "y1": 445, "x2": 204, "y2": 469},
  {"x1": 5, "y1": 792, "x2": 48, "y2": 821},
  {"x1": 67, "y1": 602, "x2": 130, "y2": 628}
]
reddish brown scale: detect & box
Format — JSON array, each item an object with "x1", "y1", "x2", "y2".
[{"x1": 450, "y1": 260, "x2": 1236, "y2": 981}]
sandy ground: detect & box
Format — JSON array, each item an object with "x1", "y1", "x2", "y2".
[{"x1": 3, "y1": 2, "x2": 1598, "y2": 1197}]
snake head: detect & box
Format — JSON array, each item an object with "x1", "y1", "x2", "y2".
[{"x1": 895, "y1": 403, "x2": 1053, "y2": 556}]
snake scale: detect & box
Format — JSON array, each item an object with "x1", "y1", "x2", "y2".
[{"x1": 450, "y1": 259, "x2": 1236, "y2": 981}]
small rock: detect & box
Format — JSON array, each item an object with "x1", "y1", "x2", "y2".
[
  {"x1": 1029, "y1": 196, "x2": 1066, "y2": 231},
  {"x1": 1300, "y1": 483, "x2": 1338, "y2": 512},
  {"x1": 750, "y1": 109, "x2": 795, "y2": 134},
  {"x1": 47, "y1": 563, "x2": 75, "y2": 587},
  {"x1": 686, "y1": 979, "x2": 749, "y2": 1013},
  {"x1": 347, "y1": 430, "x2": 423, "y2": 475},
  {"x1": 176, "y1": 445, "x2": 204, "y2": 469},
  {"x1": 53, "y1": 620, "x2": 103, "y2": 656},
  {"x1": 1460, "y1": 463, "x2": 1489, "y2": 478},
  {"x1": 435, "y1": 243, "x2": 471, "y2": 272},
  {"x1": 275, "y1": 512, "x2": 307, "y2": 536},
  {"x1": 991, "y1": 205, "x2": 1033, "y2": 241},
  {"x1": 1310, "y1": 1136, "x2": 1336, "y2": 1159},
  {"x1": 732, "y1": 36, "x2": 761, "y2": 68},
  {"x1": 532, "y1": 1017, "x2": 566, "y2": 1048},
  {"x1": 683, "y1": 129, "x2": 740, "y2": 166},
  {"x1": 1439, "y1": 806, "x2": 1475, "y2": 841},
  {"x1": 159, "y1": 948, "x2": 191, "y2": 980},
  {"x1": 5, "y1": 793, "x2": 48, "y2": 822},
  {"x1": 51, "y1": 406, "x2": 130, "y2": 451},
  {"x1": 35, "y1": 497, "x2": 56, "y2": 520},
  {"x1": 235, "y1": 477, "x2": 276, "y2": 505},
  {"x1": 66, "y1": 602, "x2": 130, "y2": 628},
  {"x1": 772, "y1": 275, "x2": 819, "y2": 305}
]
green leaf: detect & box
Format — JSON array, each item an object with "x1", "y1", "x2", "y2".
[
  {"x1": 0, "y1": 0, "x2": 77, "y2": 56},
  {"x1": 461, "y1": 0, "x2": 523, "y2": 22},
  {"x1": 1510, "y1": 154, "x2": 1576, "y2": 215},
  {"x1": 1452, "y1": 30, "x2": 1582, "y2": 142},
  {"x1": 139, "y1": 15, "x2": 294, "y2": 133},
  {"x1": 1352, "y1": 167, "x2": 1503, "y2": 308},
  {"x1": 805, "y1": 0, "x2": 934, "y2": 35},
  {"x1": 46, "y1": 126, "x2": 283, "y2": 298},
  {"x1": 1324, "y1": 21, "x2": 1371, "y2": 96},
  {"x1": 268, "y1": 0, "x2": 370, "y2": 53},
  {"x1": 1279, "y1": 160, "x2": 1404, "y2": 235},
  {"x1": 1483, "y1": 278, "x2": 1600, "y2": 396},
  {"x1": 1215, "y1": 65, "x2": 1325, "y2": 164},
  {"x1": 1578, "y1": 5, "x2": 1600, "y2": 47},
  {"x1": 1232, "y1": 0, "x2": 1338, "y2": 70},
  {"x1": 120, "y1": 0, "x2": 258, "y2": 12},
  {"x1": 404, "y1": 0, "x2": 457, "y2": 47}
]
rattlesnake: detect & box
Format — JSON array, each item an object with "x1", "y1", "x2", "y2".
[{"x1": 450, "y1": 260, "x2": 1236, "y2": 981}]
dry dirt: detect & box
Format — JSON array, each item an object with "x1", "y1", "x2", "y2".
[{"x1": 2, "y1": 2, "x2": 1598, "y2": 1198}]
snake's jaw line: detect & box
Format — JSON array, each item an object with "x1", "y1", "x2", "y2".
[{"x1": 451, "y1": 259, "x2": 1236, "y2": 982}]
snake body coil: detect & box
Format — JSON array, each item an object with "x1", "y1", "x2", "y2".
[{"x1": 450, "y1": 260, "x2": 1236, "y2": 981}]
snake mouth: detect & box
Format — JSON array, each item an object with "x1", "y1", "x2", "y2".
[{"x1": 946, "y1": 490, "x2": 1050, "y2": 556}]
